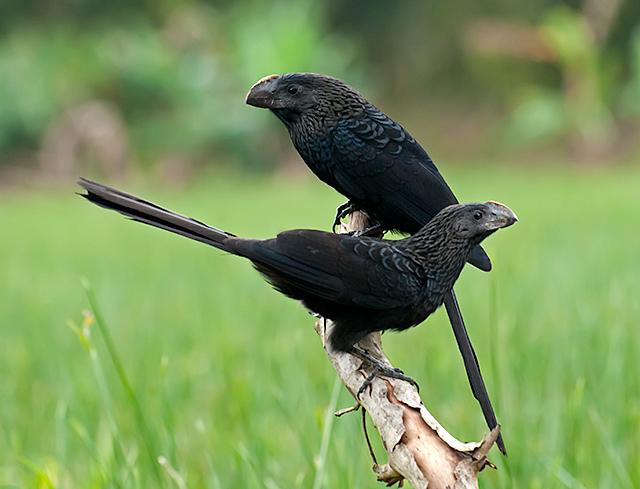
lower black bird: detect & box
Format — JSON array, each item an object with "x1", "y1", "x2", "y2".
[{"x1": 78, "y1": 178, "x2": 516, "y2": 407}]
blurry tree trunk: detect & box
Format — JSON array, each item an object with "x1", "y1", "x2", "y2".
[
  {"x1": 40, "y1": 100, "x2": 129, "y2": 180},
  {"x1": 465, "y1": 2, "x2": 624, "y2": 165},
  {"x1": 315, "y1": 211, "x2": 499, "y2": 488}
]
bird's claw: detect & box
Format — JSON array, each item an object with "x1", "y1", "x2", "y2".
[
  {"x1": 350, "y1": 347, "x2": 419, "y2": 399},
  {"x1": 332, "y1": 202, "x2": 386, "y2": 238},
  {"x1": 332, "y1": 201, "x2": 355, "y2": 233},
  {"x1": 356, "y1": 365, "x2": 419, "y2": 399},
  {"x1": 357, "y1": 367, "x2": 379, "y2": 399}
]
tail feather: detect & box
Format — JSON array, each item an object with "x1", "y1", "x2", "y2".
[
  {"x1": 78, "y1": 178, "x2": 235, "y2": 252},
  {"x1": 443, "y1": 290, "x2": 506, "y2": 455}
]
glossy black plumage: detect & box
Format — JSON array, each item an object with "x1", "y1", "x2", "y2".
[
  {"x1": 78, "y1": 178, "x2": 516, "y2": 354},
  {"x1": 246, "y1": 73, "x2": 508, "y2": 454}
]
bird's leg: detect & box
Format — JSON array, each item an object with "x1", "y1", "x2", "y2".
[
  {"x1": 349, "y1": 346, "x2": 419, "y2": 398},
  {"x1": 334, "y1": 205, "x2": 386, "y2": 238},
  {"x1": 332, "y1": 201, "x2": 355, "y2": 233}
]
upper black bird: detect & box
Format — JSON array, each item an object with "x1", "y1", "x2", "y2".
[
  {"x1": 245, "y1": 72, "x2": 489, "y2": 270},
  {"x1": 78, "y1": 178, "x2": 515, "y2": 353},
  {"x1": 246, "y1": 73, "x2": 508, "y2": 454}
]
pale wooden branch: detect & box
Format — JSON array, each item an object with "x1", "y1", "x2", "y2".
[{"x1": 314, "y1": 210, "x2": 499, "y2": 488}]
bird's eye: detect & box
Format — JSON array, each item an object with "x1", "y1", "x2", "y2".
[
  {"x1": 473, "y1": 211, "x2": 483, "y2": 220},
  {"x1": 287, "y1": 85, "x2": 300, "y2": 95}
]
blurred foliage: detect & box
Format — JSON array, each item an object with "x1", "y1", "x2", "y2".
[
  {"x1": 0, "y1": 0, "x2": 639, "y2": 171},
  {"x1": 0, "y1": 0, "x2": 362, "y2": 170},
  {"x1": 504, "y1": 7, "x2": 618, "y2": 155},
  {"x1": 620, "y1": 25, "x2": 640, "y2": 115}
]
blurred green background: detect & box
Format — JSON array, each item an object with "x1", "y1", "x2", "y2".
[{"x1": 1, "y1": 0, "x2": 640, "y2": 488}]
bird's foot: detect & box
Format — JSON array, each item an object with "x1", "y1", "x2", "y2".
[
  {"x1": 332, "y1": 201, "x2": 355, "y2": 233},
  {"x1": 350, "y1": 347, "x2": 419, "y2": 398}
]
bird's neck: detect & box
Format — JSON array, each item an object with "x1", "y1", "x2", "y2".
[
  {"x1": 404, "y1": 228, "x2": 476, "y2": 287},
  {"x1": 285, "y1": 113, "x2": 331, "y2": 167}
]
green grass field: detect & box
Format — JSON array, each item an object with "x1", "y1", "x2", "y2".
[{"x1": 1, "y1": 164, "x2": 639, "y2": 488}]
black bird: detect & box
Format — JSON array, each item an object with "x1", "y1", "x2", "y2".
[
  {"x1": 246, "y1": 73, "x2": 508, "y2": 454},
  {"x1": 78, "y1": 177, "x2": 515, "y2": 368},
  {"x1": 245, "y1": 73, "x2": 487, "y2": 261}
]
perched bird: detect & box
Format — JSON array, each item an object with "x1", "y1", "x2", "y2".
[
  {"x1": 245, "y1": 73, "x2": 488, "y2": 267},
  {"x1": 246, "y1": 73, "x2": 508, "y2": 454},
  {"x1": 78, "y1": 177, "x2": 515, "y2": 360}
]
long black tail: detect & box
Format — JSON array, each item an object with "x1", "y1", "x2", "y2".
[
  {"x1": 443, "y1": 290, "x2": 506, "y2": 455},
  {"x1": 78, "y1": 178, "x2": 235, "y2": 252}
]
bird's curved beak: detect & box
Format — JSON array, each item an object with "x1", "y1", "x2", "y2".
[
  {"x1": 246, "y1": 74, "x2": 280, "y2": 108},
  {"x1": 486, "y1": 201, "x2": 518, "y2": 229}
]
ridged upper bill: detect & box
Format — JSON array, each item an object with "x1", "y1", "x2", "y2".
[
  {"x1": 246, "y1": 74, "x2": 279, "y2": 108},
  {"x1": 485, "y1": 201, "x2": 518, "y2": 227}
]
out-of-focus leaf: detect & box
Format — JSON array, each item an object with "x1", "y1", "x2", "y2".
[{"x1": 505, "y1": 87, "x2": 569, "y2": 146}]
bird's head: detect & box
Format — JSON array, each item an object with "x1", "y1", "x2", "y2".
[
  {"x1": 246, "y1": 73, "x2": 366, "y2": 124},
  {"x1": 445, "y1": 201, "x2": 518, "y2": 241}
]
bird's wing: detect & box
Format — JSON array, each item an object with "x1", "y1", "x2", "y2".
[
  {"x1": 329, "y1": 107, "x2": 458, "y2": 232},
  {"x1": 339, "y1": 236, "x2": 433, "y2": 309},
  {"x1": 225, "y1": 230, "x2": 423, "y2": 310}
]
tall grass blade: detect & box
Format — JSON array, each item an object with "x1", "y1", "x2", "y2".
[
  {"x1": 80, "y1": 277, "x2": 165, "y2": 487},
  {"x1": 312, "y1": 374, "x2": 342, "y2": 489}
]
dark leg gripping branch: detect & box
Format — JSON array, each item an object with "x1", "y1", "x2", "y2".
[
  {"x1": 350, "y1": 346, "x2": 419, "y2": 399},
  {"x1": 333, "y1": 201, "x2": 355, "y2": 233}
]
